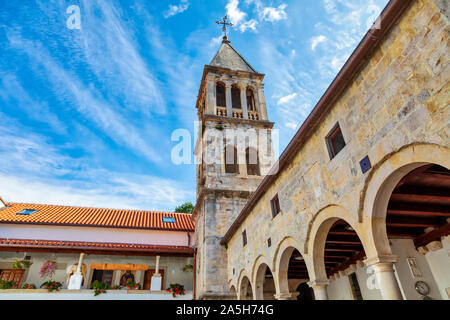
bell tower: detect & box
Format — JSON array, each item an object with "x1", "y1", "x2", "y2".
[{"x1": 192, "y1": 32, "x2": 275, "y2": 299}]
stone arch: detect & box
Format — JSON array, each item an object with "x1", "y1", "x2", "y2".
[
  {"x1": 229, "y1": 285, "x2": 237, "y2": 299},
  {"x1": 307, "y1": 205, "x2": 367, "y2": 281},
  {"x1": 237, "y1": 269, "x2": 252, "y2": 300},
  {"x1": 238, "y1": 275, "x2": 253, "y2": 300},
  {"x1": 361, "y1": 143, "x2": 450, "y2": 259},
  {"x1": 273, "y1": 236, "x2": 311, "y2": 298},
  {"x1": 253, "y1": 262, "x2": 276, "y2": 300},
  {"x1": 216, "y1": 81, "x2": 226, "y2": 107}
]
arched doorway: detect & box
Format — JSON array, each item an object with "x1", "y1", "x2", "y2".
[
  {"x1": 239, "y1": 276, "x2": 253, "y2": 300},
  {"x1": 254, "y1": 263, "x2": 276, "y2": 300},
  {"x1": 229, "y1": 285, "x2": 237, "y2": 300}
]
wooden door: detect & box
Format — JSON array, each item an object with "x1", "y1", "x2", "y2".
[
  {"x1": 0, "y1": 269, "x2": 24, "y2": 288},
  {"x1": 143, "y1": 269, "x2": 165, "y2": 290}
]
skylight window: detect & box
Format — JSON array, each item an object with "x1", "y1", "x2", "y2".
[
  {"x1": 162, "y1": 217, "x2": 176, "y2": 223},
  {"x1": 16, "y1": 209, "x2": 38, "y2": 215}
]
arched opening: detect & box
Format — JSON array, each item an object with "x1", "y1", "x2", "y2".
[
  {"x1": 296, "y1": 282, "x2": 315, "y2": 301},
  {"x1": 277, "y1": 244, "x2": 311, "y2": 300},
  {"x1": 231, "y1": 85, "x2": 241, "y2": 109},
  {"x1": 239, "y1": 276, "x2": 253, "y2": 300},
  {"x1": 254, "y1": 263, "x2": 276, "y2": 300},
  {"x1": 216, "y1": 82, "x2": 226, "y2": 107},
  {"x1": 381, "y1": 164, "x2": 450, "y2": 300},
  {"x1": 324, "y1": 219, "x2": 366, "y2": 284},
  {"x1": 229, "y1": 285, "x2": 237, "y2": 299},
  {"x1": 246, "y1": 147, "x2": 260, "y2": 176},
  {"x1": 224, "y1": 145, "x2": 239, "y2": 174},
  {"x1": 246, "y1": 88, "x2": 256, "y2": 111}
]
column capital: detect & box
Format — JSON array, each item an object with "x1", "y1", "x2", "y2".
[
  {"x1": 274, "y1": 292, "x2": 292, "y2": 300},
  {"x1": 307, "y1": 280, "x2": 329, "y2": 288},
  {"x1": 364, "y1": 254, "x2": 398, "y2": 267}
]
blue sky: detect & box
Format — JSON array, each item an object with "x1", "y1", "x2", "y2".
[{"x1": 0, "y1": 0, "x2": 388, "y2": 211}]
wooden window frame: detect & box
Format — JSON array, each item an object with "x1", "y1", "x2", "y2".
[
  {"x1": 326, "y1": 123, "x2": 346, "y2": 159},
  {"x1": 231, "y1": 86, "x2": 241, "y2": 109},
  {"x1": 246, "y1": 88, "x2": 256, "y2": 111},
  {"x1": 270, "y1": 194, "x2": 281, "y2": 218}
]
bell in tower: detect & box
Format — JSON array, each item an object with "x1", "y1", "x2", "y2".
[{"x1": 191, "y1": 16, "x2": 275, "y2": 300}]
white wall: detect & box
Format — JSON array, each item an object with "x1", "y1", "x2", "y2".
[
  {"x1": 424, "y1": 236, "x2": 450, "y2": 300},
  {"x1": 327, "y1": 275, "x2": 354, "y2": 300},
  {"x1": 0, "y1": 251, "x2": 193, "y2": 290},
  {"x1": 390, "y1": 239, "x2": 441, "y2": 300},
  {"x1": 0, "y1": 223, "x2": 193, "y2": 247}
]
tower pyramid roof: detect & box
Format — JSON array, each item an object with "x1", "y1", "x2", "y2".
[{"x1": 209, "y1": 36, "x2": 257, "y2": 73}]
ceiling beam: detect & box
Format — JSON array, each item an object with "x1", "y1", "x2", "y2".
[{"x1": 414, "y1": 223, "x2": 450, "y2": 247}]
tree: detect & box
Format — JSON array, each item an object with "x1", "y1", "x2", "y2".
[{"x1": 175, "y1": 202, "x2": 194, "y2": 213}]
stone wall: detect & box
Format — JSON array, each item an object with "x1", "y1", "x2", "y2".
[{"x1": 225, "y1": 0, "x2": 449, "y2": 298}]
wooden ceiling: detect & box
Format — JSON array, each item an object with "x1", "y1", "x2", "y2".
[{"x1": 287, "y1": 164, "x2": 450, "y2": 279}]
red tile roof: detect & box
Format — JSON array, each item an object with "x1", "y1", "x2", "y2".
[
  {"x1": 0, "y1": 238, "x2": 194, "y2": 255},
  {"x1": 0, "y1": 203, "x2": 194, "y2": 231}
]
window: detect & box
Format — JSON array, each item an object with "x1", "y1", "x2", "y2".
[
  {"x1": 267, "y1": 238, "x2": 271, "y2": 247},
  {"x1": 349, "y1": 273, "x2": 363, "y2": 300},
  {"x1": 162, "y1": 217, "x2": 176, "y2": 223},
  {"x1": 246, "y1": 147, "x2": 260, "y2": 176},
  {"x1": 216, "y1": 83, "x2": 226, "y2": 107},
  {"x1": 326, "y1": 123, "x2": 346, "y2": 159},
  {"x1": 246, "y1": 88, "x2": 256, "y2": 111},
  {"x1": 270, "y1": 194, "x2": 281, "y2": 218},
  {"x1": 91, "y1": 270, "x2": 113, "y2": 287},
  {"x1": 225, "y1": 145, "x2": 239, "y2": 174},
  {"x1": 231, "y1": 86, "x2": 241, "y2": 109},
  {"x1": 16, "y1": 209, "x2": 38, "y2": 215},
  {"x1": 242, "y1": 230, "x2": 247, "y2": 247}
]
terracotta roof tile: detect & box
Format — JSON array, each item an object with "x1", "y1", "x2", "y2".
[
  {"x1": 0, "y1": 203, "x2": 194, "y2": 231},
  {"x1": 0, "y1": 238, "x2": 194, "y2": 254}
]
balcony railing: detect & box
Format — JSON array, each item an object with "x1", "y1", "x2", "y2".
[{"x1": 215, "y1": 107, "x2": 259, "y2": 120}]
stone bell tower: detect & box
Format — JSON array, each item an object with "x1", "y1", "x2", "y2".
[{"x1": 192, "y1": 34, "x2": 275, "y2": 299}]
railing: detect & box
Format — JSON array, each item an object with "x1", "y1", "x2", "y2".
[
  {"x1": 216, "y1": 107, "x2": 227, "y2": 117},
  {"x1": 232, "y1": 109, "x2": 244, "y2": 119},
  {"x1": 248, "y1": 111, "x2": 259, "y2": 120},
  {"x1": 215, "y1": 107, "x2": 259, "y2": 120}
]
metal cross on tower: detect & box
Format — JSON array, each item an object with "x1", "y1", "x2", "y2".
[{"x1": 216, "y1": 15, "x2": 233, "y2": 37}]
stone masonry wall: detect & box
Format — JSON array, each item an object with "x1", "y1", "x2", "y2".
[{"x1": 226, "y1": 0, "x2": 449, "y2": 289}]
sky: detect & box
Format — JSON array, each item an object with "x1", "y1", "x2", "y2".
[{"x1": 0, "y1": 0, "x2": 389, "y2": 211}]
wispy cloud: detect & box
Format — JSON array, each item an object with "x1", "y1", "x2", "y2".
[
  {"x1": 311, "y1": 35, "x2": 327, "y2": 51},
  {"x1": 7, "y1": 32, "x2": 163, "y2": 164},
  {"x1": 164, "y1": 0, "x2": 190, "y2": 19},
  {"x1": 260, "y1": 4, "x2": 287, "y2": 22}
]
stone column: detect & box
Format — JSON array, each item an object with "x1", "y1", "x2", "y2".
[
  {"x1": 225, "y1": 83, "x2": 232, "y2": 117},
  {"x1": 256, "y1": 84, "x2": 268, "y2": 120},
  {"x1": 308, "y1": 280, "x2": 329, "y2": 300},
  {"x1": 239, "y1": 83, "x2": 249, "y2": 119},
  {"x1": 206, "y1": 75, "x2": 216, "y2": 115},
  {"x1": 365, "y1": 255, "x2": 403, "y2": 300},
  {"x1": 150, "y1": 255, "x2": 162, "y2": 291}
]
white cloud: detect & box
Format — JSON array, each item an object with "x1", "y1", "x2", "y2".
[
  {"x1": 239, "y1": 19, "x2": 258, "y2": 32},
  {"x1": 7, "y1": 33, "x2": 163, "y2": 164},
  {"x1": 260, "y1": 4, "x2": 287, "y2": 22},
  {"x1": 311, "y1": 35, "x2": 327, "y2": 51},
  {"x1": 277, "y1": 92, "x2": 298, "y2": 106},
  {"x1": 285, "y1": 122, "x2": 298, "y2": 130},
  {"x1": 226, "y1": 0, "x2": 247, "y2": 26},
  {"x1": 164, "y1": 0, "x2": 189, "y2": 18}
]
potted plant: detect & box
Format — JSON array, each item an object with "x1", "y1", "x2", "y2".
[
  {"x1": 0, "y1": 280, "x2": 16, "y2": 290},
  {"x1": 40, "y1": 280, "x2": 63, "y2": 292},
  {"x1": 12, "y1": 260, "x2": 32, "y2": 270},
  {"x1": 22, "y1": 283, "x2": 36, "y2": 289},
  {"x1": 90, "y1": 280, "x2": 108, "y2": 296},
  {"x1": 39, "y1": 260, "x2": 57, "y2": 279},
  {"x1": 182, "y1": 264, "x2": 193, "y2": 272},
  {"x1": 121, "y1": 279, "x2": 142, "y2": 290},
  {"x1": 166, "y1": 283, "x2": 185, "y2": 298}
]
